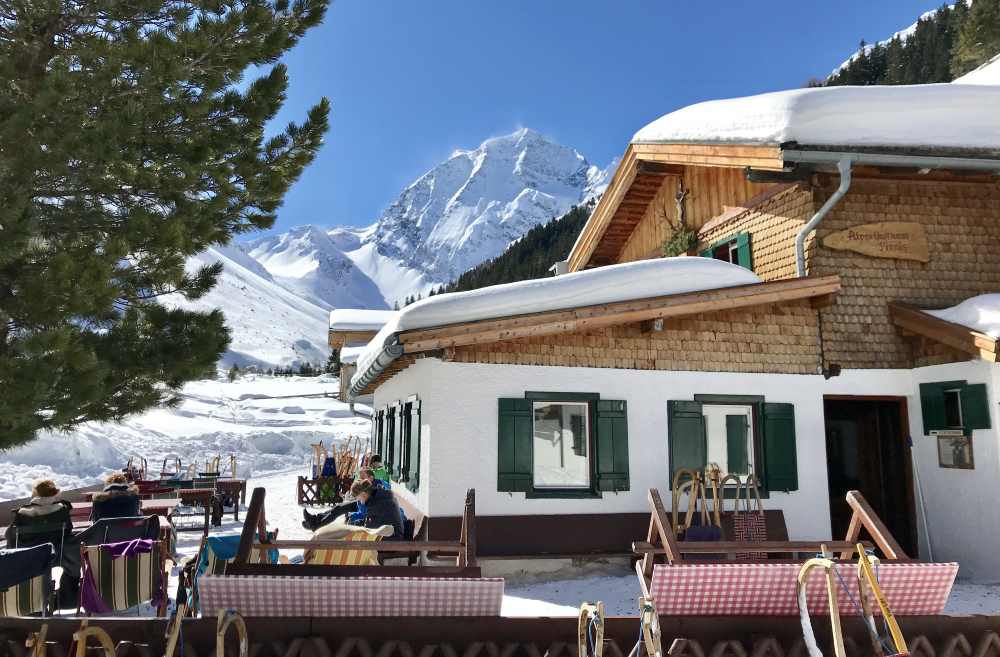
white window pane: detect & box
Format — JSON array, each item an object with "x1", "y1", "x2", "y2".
[
  {"x1": 702, "y1": 404, "x2": 754, "y2": 476},
  {"x1": 532, "y1": 402, "x2": 590, "y2": 488}
]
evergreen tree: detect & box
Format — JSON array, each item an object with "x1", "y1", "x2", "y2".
[
  {"x1": 952, "y1": 0, "x2": 1000, "y2": 76},
  {"x1": 326, "y1": 349, "x2": 340, "y2": 376},
  {"x1": 0, "y1": 0, "x2": 329, "y2": 446}
]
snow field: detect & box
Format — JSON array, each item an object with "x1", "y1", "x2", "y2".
[{"x1": 0, "y1": 374, "x2": 366, "y2": 502}]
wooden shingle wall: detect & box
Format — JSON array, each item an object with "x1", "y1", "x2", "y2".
[
  {"x1": 697, "y1": 185, "x2": 814, "y2": 282},
  {"x1": 617, "y1": 166, "x2": 767, "y2": 264},
  {"x1": 809, "y1": 176, "x2": 1000, "y2": 369},
  {"x1": 448, "y1": 300, "x2": 821, "y2": 375}
]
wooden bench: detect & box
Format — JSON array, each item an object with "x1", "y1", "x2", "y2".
[
  {"x1": 633, "y1": 488, "x2": 958, "y2": 616},
  {"x1": 203, "y1": 487, "x2": 502, "y2": 617}
]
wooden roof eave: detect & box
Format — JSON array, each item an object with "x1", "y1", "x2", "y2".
[
  {"x1": 396, "y1": 275, "x2": 841, "y2": 354},
  {"x1": 889, "y1": 302, "x2": 999, "y2": 363},
  {"x1": 566, "y1": 142, "x2": 786, "y2": 272}
]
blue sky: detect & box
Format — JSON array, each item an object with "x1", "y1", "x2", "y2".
[{"x1": 263, "y1": 1, "x2": 942, "y2": 234}]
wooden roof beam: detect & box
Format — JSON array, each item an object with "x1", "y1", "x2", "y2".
[
  {"x1": 888, "y1": 302, "x2": 998, "y2": 362},
  {"x1": 397, "y1": 275, "x2": 841, "y2": 353}
]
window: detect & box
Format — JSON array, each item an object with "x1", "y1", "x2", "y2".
[
  {"x1": 372, "y1": 398, "x2": 422, "y2": 491},
  {"x1": 498, "y1": 395, "x2": 630, "y2": 497},
  {"x1": 532, "y1": 402, "x2": 590, "y2": 489},
  {"x1": 668, "y1": 396, "x2": 798, "y2": 493},
  {"x1": 702, "y1": 405, "x2": 754, "y2": 475},
  {"x1": 919, "y1": 380, "x2": 991, "y2": 435},
  {"x1": 700, "y1": 233, "x2": 752, "y2": 271},
  {"x1": 943, "y1": 389, "x2": 963, "y2": 429}
]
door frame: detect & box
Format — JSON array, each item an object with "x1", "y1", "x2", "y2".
[{"x1": 822, "y1": 395, "x2": 918, "y2": 557}]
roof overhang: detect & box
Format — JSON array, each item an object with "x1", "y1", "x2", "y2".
[
  {"x1": 567, "y1": 142, "x2": 1000, "y2": 273},
  {"x1": 397, "y1": 274, "x2": 840, "y2": 353},
  {"x1": 889, "y1": 302, "x2": 998, "y2": 363}
]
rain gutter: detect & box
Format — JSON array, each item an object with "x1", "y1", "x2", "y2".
[{"x1": 348, "y1": 334, "x2": 404, "y2": 400}]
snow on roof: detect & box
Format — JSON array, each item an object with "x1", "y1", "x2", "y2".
[
  {"x1": 329, "y1": 309, "x2": 396, "y2": 332},
  {"x1": 339, "y1": 344, "x2": 367, "y2": 365},
  {"x1": 953, "y1": 54, "x2": 1000, "y2": 86},
  {"x1": 925, "y1": 294, "x2": 1000, "y2": 338},
  {"x1": 352, "y1": 257, "x2": 762, "y2": 386},
  {"x1": 632, "y1": 85, "x2": 1000, "y2": 150}
]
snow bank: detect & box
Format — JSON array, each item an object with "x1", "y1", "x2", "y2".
[
  {"x1": 925, "y1": 294, "x2": 1000, "y2": 337},
  {"x1": 632, "y1": 85, "x2": 1000, "y2": 149},
  {"x1": 0, "y1": 375, "x2": 371, "y2": 501},
  {"x1": 329, "y1": 308, "x2": 396, "y2": 331},
  {"x1": 954, "y1": 54, "x2": 1000, "y2": 86},
  {"x1": 353, "y1": 257, "x2": 761, "y2": 384}
]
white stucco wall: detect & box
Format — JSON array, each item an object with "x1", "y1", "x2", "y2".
[
  {"x1": 375, "y1": 361, "x2": 906, "y2": 541},
  {"x1": 907, "y1": 360, "x2": 999, "y2": 581},
  {"x1": 371, "y1": 358, "x2": 999, "y2": 579}
]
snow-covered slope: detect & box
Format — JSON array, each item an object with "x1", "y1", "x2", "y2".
[
  {"x1": 954, "y1": 54, "x2": 1000, "y2": 85},
  {"x1": 247, "y1": 129, "x2": 612, "y2": 309},
  {"x1": 830, "y1": 6, "x2": 945, "y2": 77},
  {"x1": 244, "y1": 225, "x2": 387, "y2": 310},
  {"x1": 161, "y1": 245, "x2": 330, "y2": 368}
]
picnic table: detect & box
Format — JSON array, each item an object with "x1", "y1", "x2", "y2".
[{"x1": 68, "y1": 498, "x2": 180, "y2": 521}]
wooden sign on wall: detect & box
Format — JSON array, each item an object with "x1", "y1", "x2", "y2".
[{"x1": 823, "y1": 221, "x2": 929, "y2": 262}]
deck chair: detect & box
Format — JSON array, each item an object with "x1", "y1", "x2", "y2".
[
  {"x1": 80, "y1": 538, "x2": 169, "y2": 616},
  {"x1": 0, "y1": 544, "x2": 55, "y2": 617},
  {"x1": 304, "y1": 521, "x2": 393, "y2": 566},
  {"x1": 77, "y1": 516, "x2": 161, "y2": 547},
  {"x1": 632, "y1": 488, "x2": 959, "y2": 616}
]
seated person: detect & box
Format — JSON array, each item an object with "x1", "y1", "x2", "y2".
[
  {"x1": 91, "y1": 473, "x2": 141, "y2": 521},
  {"x1": 303, "y1": 479, "x2": 404, "y2": 539},
  {"x1": 4, "y1": 479, "x2": 80, "y2": 609},
  {"x1": 367, "y1": 454, "x2": 391, "y2": 487}
]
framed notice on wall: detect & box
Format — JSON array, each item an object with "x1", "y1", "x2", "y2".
[{"x1": 937, "y1": 434, "x2": 974, "y2": 469}]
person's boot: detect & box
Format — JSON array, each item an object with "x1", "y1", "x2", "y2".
[{"x1": 301, "y1": 509, "x2": 319, "y2": 531}]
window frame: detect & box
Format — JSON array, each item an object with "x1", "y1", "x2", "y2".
[
  {"x1": 672, "y1": 394, "x2": 771, "y2": 498},
  {"x1": 523, "y1": 391, "x2": 602, "y2": 499}
]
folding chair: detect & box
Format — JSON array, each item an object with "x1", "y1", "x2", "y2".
[
  {"x1": 0, "y1": 544, "x2": 55, "y2": 617},
  {"x1": 304, "y1": 523, "x2": 393, "y2": 566},
  {"x1": 77, "y1": 516, "x2": 161, "y2": 547},
  {"x1": 80, "y1": 538, "x2": 169, "y2": 616}
]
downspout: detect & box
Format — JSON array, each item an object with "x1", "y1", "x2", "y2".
[
  {"x1": 794, "y1": 156, "x2": 852, "y2": 277},
  {"x1": 347, "y1": 334, "x2": 404, "y2": 400}
]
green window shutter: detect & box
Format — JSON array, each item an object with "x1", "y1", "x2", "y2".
[
  {"x1": 961, "y1": 383, "x2": 991, "y2": 431},
  {"x1": 596, "y1": 400, "x2": 630, "y2": 492},
  {"x1": 498, "y1": 398, "x2": 533, "y2": 492},
  {"x1": 734, "y1": 233, "x2": 753, "y2": 270},
  {"x1": 392, "y1": 402, "x2": 404, "y2": 480},
  {"x1": 373, "y1": 409, "x2": 384, "y2": 457},
  {"x1": 725, "y1": 414, "x2": 749, "y2": 474},
  {"x1": 406, "y1": 400, "x2": 422, "y2": 491},
  {"x1": 761, "y1": 402, "x2": 798, "y2": 492},
  {"x1": 571, "y1": 414, "x2": 586, "y2": 456},
  {"x1": 385, "y1": 406, "x2": 396, "y2": 476},
  {"x1": 668, "y1": 400, "x2": 706, "y2": 478},
  {"x1": 698, "y1": 247, "x2": 712, "y2": 258},
  {"x1": 919, "y1": 382, "x2": 947, "y2": 434}
]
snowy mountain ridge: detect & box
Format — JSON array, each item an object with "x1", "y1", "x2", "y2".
[
  {"x1": 169, "y1": 128, "x2": 610, "y2": 367},
  {"x1": 245, "y1": 128, "x2": 611, "y2": 311}
]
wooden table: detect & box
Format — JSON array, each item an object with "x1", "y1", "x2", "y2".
[{"x1": 68, "y1": 498, "x2": 181, "y2": 521}]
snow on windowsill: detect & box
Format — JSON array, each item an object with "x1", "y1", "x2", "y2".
[
  {"x1": 631, "y1": 85, "x2": 1000, "y2": 150},
  {"x1": 351, "y1": 257, "x2": 762, "y2": 388}
]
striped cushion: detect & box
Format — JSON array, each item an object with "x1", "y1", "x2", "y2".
[
  {"x1": 83, "y1": 544, "x2": 162, "y2": 611},
  {"x1": 0, "y1": 575, "x2": 46, "y2": 616},
  {"x1": 306, "y1": 530, "x2": 383, "y2": 566}
]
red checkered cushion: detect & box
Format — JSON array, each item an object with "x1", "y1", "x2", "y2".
[
  {"x1": 649, "y1": 562, "x2": 957, "y2": 616},
  {"x1": 731, "y1": 513, "x2": 767, "y2": 560},
  {"x1": 199, "y1": 575, "x2": 504, "y2": 617}
]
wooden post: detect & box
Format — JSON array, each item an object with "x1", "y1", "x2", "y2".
[
  {"x1": 844, "y1": 490, "x2": 907, "y2": 560},
  {"x1": 464, "y1": 489, "x2": 477, "y2": 568},
  {"x1": 649, "y1": 488, "x2": 683, "y2": 564},
  {"x1": 234, "y1": 488, "x2": 265, "y2": 566}
]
